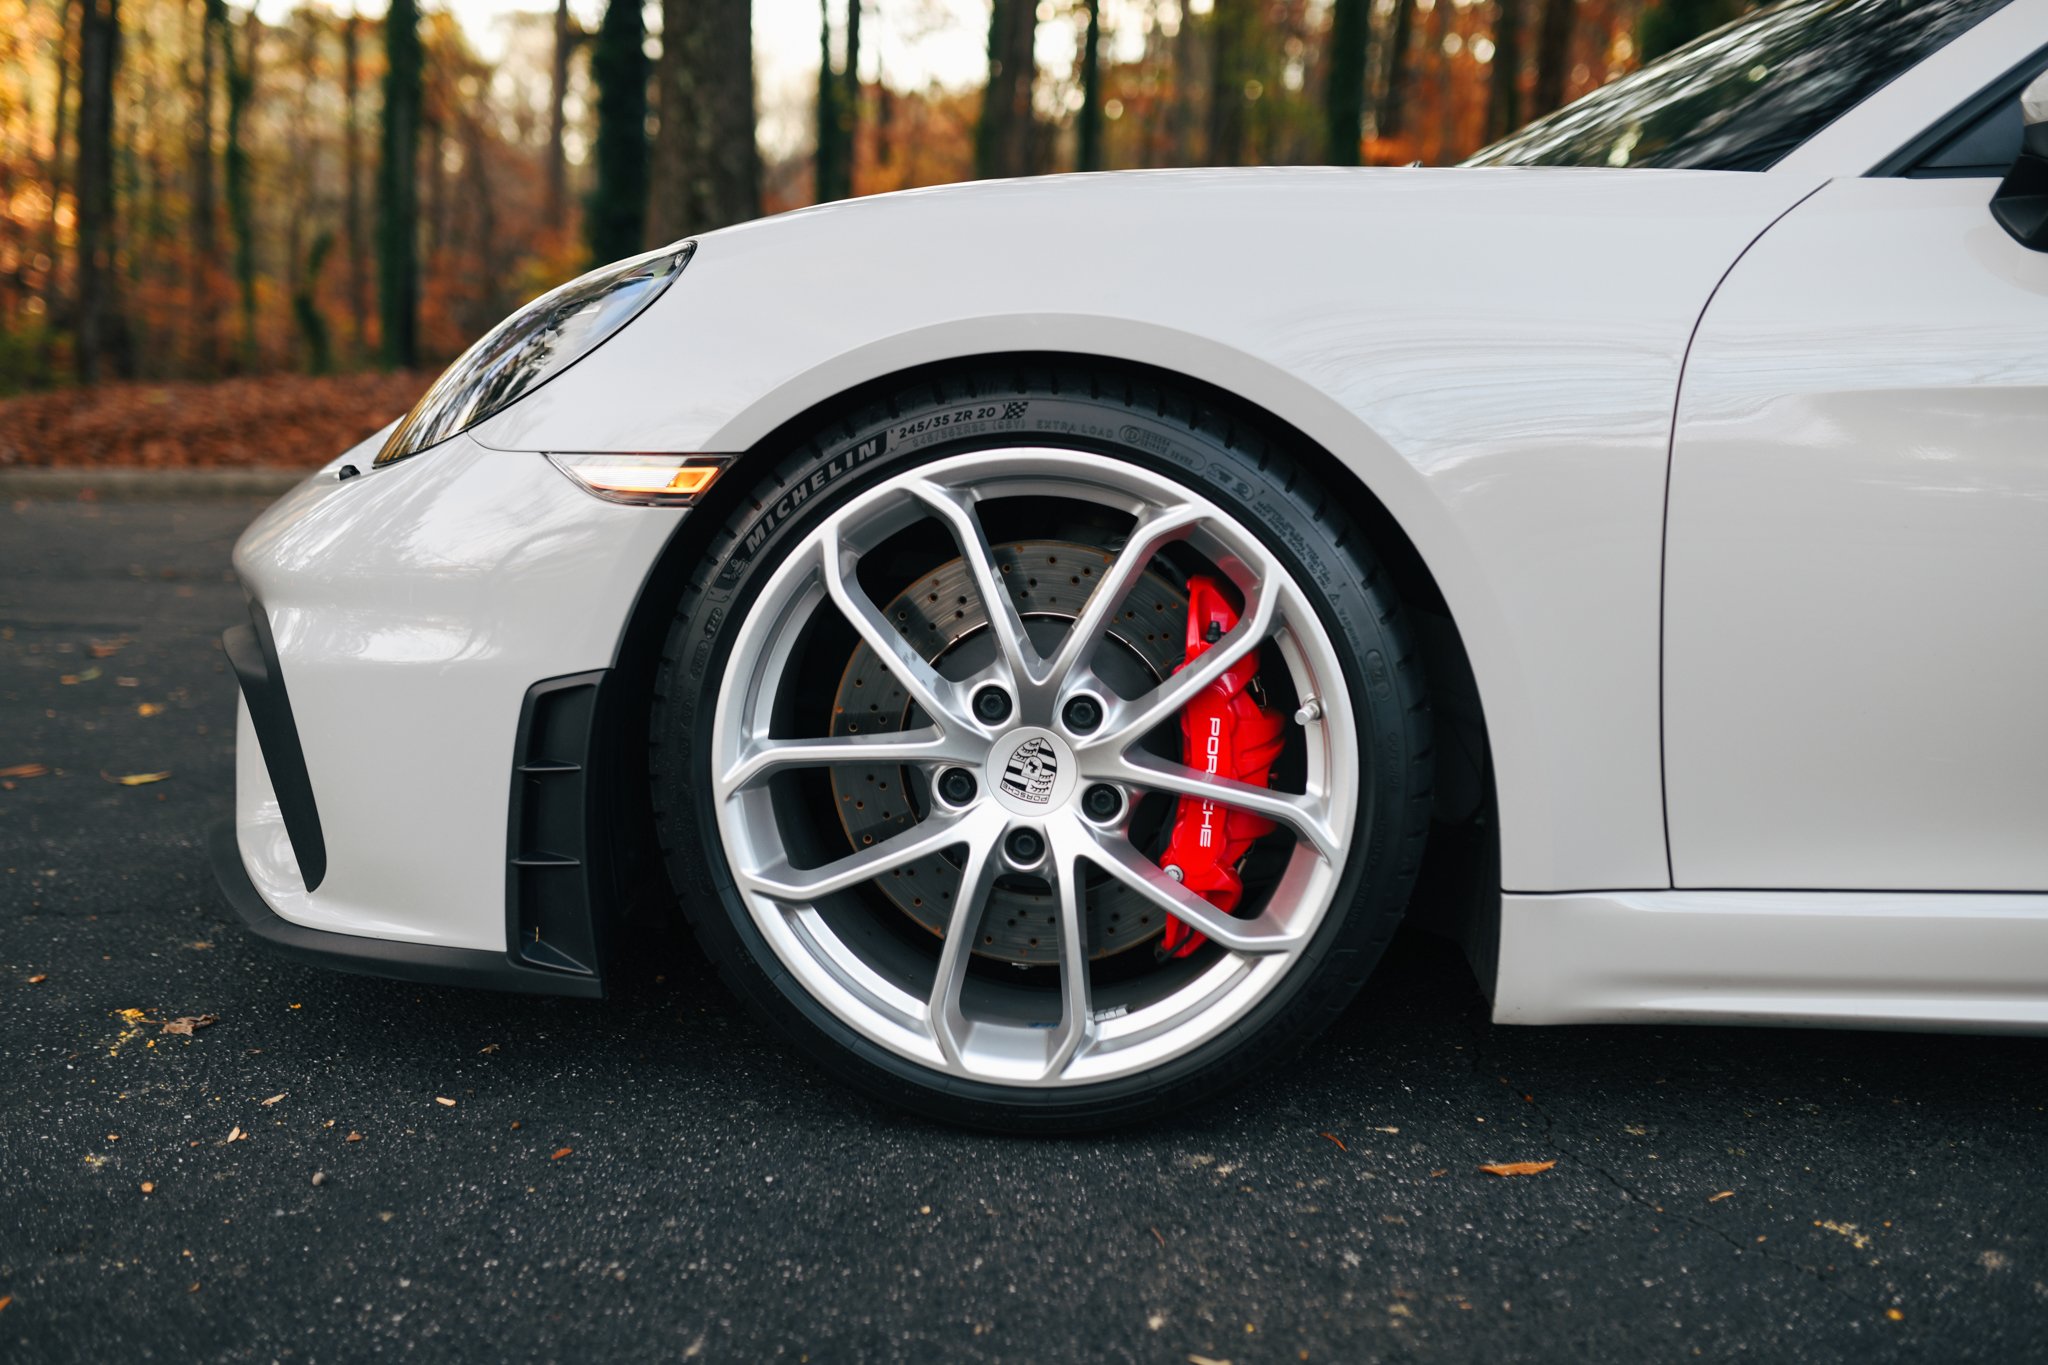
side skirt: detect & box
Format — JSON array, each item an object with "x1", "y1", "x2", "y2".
[{"x1": 1495, "y1": 889, "x2": 2048, "y2": 1032}]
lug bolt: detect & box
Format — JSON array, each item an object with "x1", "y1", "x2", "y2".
[
  {"x1": 973, "y1": 686, "x2": 1013, "y2": 724},
  {"x1": 1062, "y1": 694, "x2": 1103, "y2": 734},
  {"x1": 937, "y1": 767, "x2": 978, "y2": 806},
  {"x1": 1081, "y1": 783, "x2": 1123, "y2": 822},
  {"x1": 1004, "y1": 827, "x2": 1045, "y2": 864}
]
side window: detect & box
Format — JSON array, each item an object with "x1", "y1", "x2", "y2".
[{"x1": 1886, "y1": 46, "x2": 2048, "y2": 178}]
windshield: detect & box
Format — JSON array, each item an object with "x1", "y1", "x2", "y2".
[{"x1": 1466, "y1": 0, "x2": 2011, "y2": 171}]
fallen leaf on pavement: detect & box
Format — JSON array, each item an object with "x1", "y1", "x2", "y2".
[
  {"x1": 60, "y1": 667, "x2": 101, "y2": 685},
  {"x1": 89, "y1": 638, "x2": 129, "y2": 658},
  {"x1": 137, "y1": 702, "x2": 165, "y2": 717},
  {"x1": 1478, "y1": 1160, "x2": 1557, "y2": 1178},
  {"x1": 27, "y1": 974, "x2": 46, "y2": 984},
  {"x1": 102, "y1": 770, "x2": 171, "y2": 786},
  {"x1": 551, "y1": 1147, "x2": 573, "y2": 1160},
  {"x1": 1887, "y1": 1308, "x2": 1904, "y2": 1321},
  {"x1": 0, "y1": 763, "x2": 48, "y2": 779},
  {"x1": 140, "y1": 1182, "x2": 155, "y2": 1194},
  {"x1": 1372, "y1": 1125, "x2": 1400, "y2": 1134},
  {"x1": 261, "y1": 1093, "x2": 286, "y2": 1106},
  {"x1": 478, "y1": 1043, "x2": 501, "y2": 1054},
  {"x1": 1318, "y1": 1131, "x2": 1347, "y2": 1152},
  {"x1": 345, "y1": 1131, "x2": 363, "y2": 1142},
  {"x1": 435, "y1": 1097, "x2": 456, "y2": 1107},
  {"x1": 1709, "y1": 1190, "x2": 1735, "y2": 1203},
  {"x1": 226, "y1": 1126, "x2": 246, "y2": 1143},
  {"x1": 0, "y1": 1295, "x2": 10, "y2": 1312},
  {"x1": 1187, "y1": 1355, "x2": 1232, "y2": 1365},
  {"x1": 160, "y1": 1015, "x2": 217, "y2": 1035}
]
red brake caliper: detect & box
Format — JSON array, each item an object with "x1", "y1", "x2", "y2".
[{"x1": 1156, "y1": 576, "x2": 1286, "y2": 959}]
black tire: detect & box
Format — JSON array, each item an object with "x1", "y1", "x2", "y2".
[{"x1": 649, "y1": 363, "x2": 1433, "y2": 1131}]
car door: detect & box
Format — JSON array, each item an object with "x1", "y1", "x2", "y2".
[{"x1": 1663, "y1": 65, "x2": 2048, "y2": 890}]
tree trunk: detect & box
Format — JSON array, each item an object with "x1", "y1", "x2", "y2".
[
  {"x1": 1076, "y1": 0, "x2": 1103, "y2": 171},
  {"x1": 842, "y1": 0, "x2": 860, "y2": 187},
  {"x1": 548, "y1": 0, "x2": 572, "y2": 227},
  {"x1": 587, "y1": 0, "x2": 649, "y2": 262},
  {"x1": 1208, "y1": 0, "x2": 1258, "y2": 167},
  {"x1": 344, "y1": 6, "x2": 367, "y2": 355},
  {"x1": 649, "y1": 0, "x2": 761, "y2": 242},
  {"x1": 1485, "y1": 0, "x2": 1522, "y2": 144},
  {"x1": 814, "y1": 0, "x2": 843, "y2": 201},
  {"x1": 974, "y1": 0, "x2": 1036, "y2": 179},
  {"x1": 1169, "y1": 0, "x2": 1198, "y2": 166},
  {"x1": 42, "y1": 0, "x2": 75, "y2": 344},
  {"x1": 1530, "y1": 0, "x2": 1573, "y2": 117},
  {"x1": 1433, "y1": 0, "x2": 1455, "y2": 162},
  {"x1": 1324, "y1": 0, "x2": 1368, "y2": 165},
  {"x1": 292, "y1": 230, "x2": 334, "y2": 375},
  {"x1": 190, "y1": 0, "x2": 220, "y2": 375},
  {"x1": 1378, "y1": 0, "x2": 1414, "y2": 141},
  {"x1": 379, "y1": 0, "x2": 421, "y2": 368},
  {"x1": 74, "y1": 0, "x2": 124, "y2": 382},
  {"x1": 221, "y1": 3, "x2": 257, "y2": 369}
]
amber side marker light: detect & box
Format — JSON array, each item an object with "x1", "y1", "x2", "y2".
[{"x1": 548, "y1": 453, "x2": 728, "y2": 505}]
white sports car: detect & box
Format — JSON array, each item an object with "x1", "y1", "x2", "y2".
[{"x1": 214, "y1": 0, "x2": 2048, "y2": 1129}]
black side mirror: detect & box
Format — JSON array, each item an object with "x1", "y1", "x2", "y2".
[{"x1": 1991, "y1": 71, "x2": 2048, "y2": 250}]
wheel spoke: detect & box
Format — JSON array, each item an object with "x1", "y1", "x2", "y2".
[
  {"x1": 1098, "y1": 752, "x2": 1340, "y2": 862},
  {"x1": 1076, "y1": 828, "x2": 1306, "y2": 954},
  {"x1": 1087, "y1": 578, "x2": 1282, "y2": 751},
  {"x1": 718, "y1": 727, "x2": 977, "y2": 798},
  {"x1": 907, "y1": 478, "x2": 1040, "y2": 688},
  {"x1": 1040, "y1": 505, "x2": 1201, "y2": 689},
  {"x1": 817, "y1": 532, "x2": 960, "y2": 726},
  {"x1": 927, "y1": 819, "x2": 1005, "y2": 1070},
  {"x1": 740, "y1": 807, "x2": 985, "y2": 902},
  {"x1": 1040, "y1": 823, "x2": 1093, "y2": 1079}
]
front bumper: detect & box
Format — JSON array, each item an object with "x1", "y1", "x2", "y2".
[
  {"x1": 217, "y1": 432, "x2": 687, "y2": 990},
  {"x1": 210, "y1": 818, "x2": 597, "y2": 995}
]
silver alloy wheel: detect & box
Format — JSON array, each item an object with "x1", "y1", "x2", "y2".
[{"x1": 709, "y1": 448, "x2": 1360, "y2": 1087}]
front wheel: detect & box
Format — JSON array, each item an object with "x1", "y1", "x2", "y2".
[{"x1": 650, "y1": 370, "x2": 1432, "y2": 1130}]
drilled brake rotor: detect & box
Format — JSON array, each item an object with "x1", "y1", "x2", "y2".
[{"x1": 829, "y1": 540, "x2": 1189, "y2": 965}]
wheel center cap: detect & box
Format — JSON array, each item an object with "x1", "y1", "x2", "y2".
[{"x1": 989, "y1": 727, "x2": 1078, "y2": 816}]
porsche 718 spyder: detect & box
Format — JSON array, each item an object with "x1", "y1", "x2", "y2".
[{"x1": 214, "y1": 0, "x2": 2048, "y2": 1129}]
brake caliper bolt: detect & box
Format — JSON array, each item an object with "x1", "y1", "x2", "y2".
[
  {"x1": 1062, "y1": 695, "x2": 1102, "y2": 734},
  {"x1": 1081, "y1": 783, "x2": 1123, "y2": 822},
  {"x1": 1004, "y1": 828, "x2": 1045, "y2": 864},
  {"x1": 973, "y1": 686, "x2": 1012, "y2": 725},
  {"x1": 937, "y1": 767, "x2": 978, "y2": 806}
]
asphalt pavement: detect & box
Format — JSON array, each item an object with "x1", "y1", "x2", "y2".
[{"x1": 4, "y1": 491, "x2": 2046, "y2": 1364}]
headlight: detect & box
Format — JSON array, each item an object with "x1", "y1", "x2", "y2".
[{"x1": 374, "y1": 243, "x2": 694, "y2": 467}]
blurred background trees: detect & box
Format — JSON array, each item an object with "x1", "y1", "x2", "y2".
[{"x1": 0, "y1": 0, "x2": 1746, "y2": 395}]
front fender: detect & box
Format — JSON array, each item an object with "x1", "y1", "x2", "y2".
[{"x1": 472, "y1": 166, "x2": 1823, "y2": 892}]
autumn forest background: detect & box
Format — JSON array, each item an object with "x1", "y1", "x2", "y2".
[{"x1": 0, "y1": 0, "x2": 1742, "y2": 466}]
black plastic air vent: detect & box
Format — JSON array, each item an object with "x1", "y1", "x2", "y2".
[{"x1": 506, "y1": 672, "x2": 611, "y2": 982}]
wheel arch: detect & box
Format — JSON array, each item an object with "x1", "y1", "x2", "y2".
[{"x1": 600, "y1": 350, "x2": 1504, "y2": 997}]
